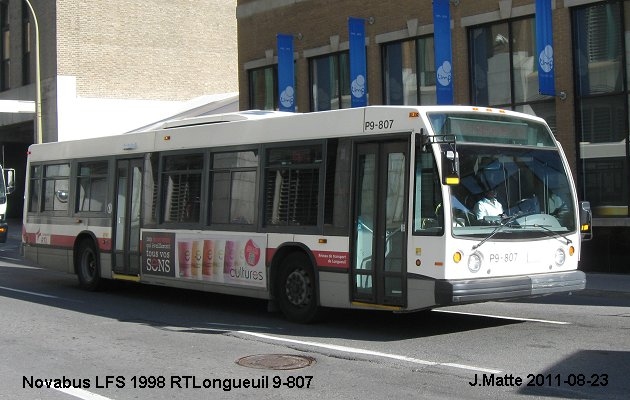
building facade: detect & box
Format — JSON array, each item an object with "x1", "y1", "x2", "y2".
[
  {"x1": 0, "y1": 0, "x2": 238, "y2": 218},
  {"x1": 237, "y1": 0, "x2": 630, "y2": 273}
]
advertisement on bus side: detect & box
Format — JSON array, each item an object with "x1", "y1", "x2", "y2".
[{"x1": 141, "y1": 231, "x2": 266, "y2": 288}]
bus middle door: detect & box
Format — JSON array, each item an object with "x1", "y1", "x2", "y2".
[{"x1": 112, "y1": 158, "x2": 143, "y2": 276}]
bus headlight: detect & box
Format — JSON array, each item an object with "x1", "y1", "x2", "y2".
[
  {"x1": 468, "y1": 253, "x2": 482, "y2": 273},
  {"x1": 554, "y1": 248, "x2": 566, "y2": 266}
]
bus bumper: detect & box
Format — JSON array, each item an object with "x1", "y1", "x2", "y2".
[{"x1": 435, "y1": 270, "x2": 586, "y2": 305}]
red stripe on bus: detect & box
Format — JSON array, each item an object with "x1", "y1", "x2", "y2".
[
  {"x1": 266, "y1": 247, "x2": 349, "y2": 270},
  {"x1": 22, "y1": 231, "x2": 112, "y2": 251},
  {"x1": 312, "y1": 250, "x2": 349, "y2": 269},
  {"x1": 23, "y1": 231, "x2": 36, "y2": 244},
  {"x1": 25, "y1": 232, "x2": 345, "y2": 268},
  {"x1": 266, "y1": 247, "x2": 276, "y2": 262},
  {"x1": 98, "y1": 238, "x2": 113, "y2": 251},
  {"x1": 51, "y1": 235, "x2": 76, "y2": 248}
]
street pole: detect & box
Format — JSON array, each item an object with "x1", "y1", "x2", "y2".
[{"x1": 24, "y1": 0, "x2": 42, "y2": 144}]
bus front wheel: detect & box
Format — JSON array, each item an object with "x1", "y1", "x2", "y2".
[
  {"x1": 76, "y1": 239, "x2": 103, "y2": 291},
  {"x1": 275, "y1": 252, "x2": 320, "y2": 323}
]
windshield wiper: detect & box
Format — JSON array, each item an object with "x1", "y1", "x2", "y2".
[
  {"x1": 471, "y1": 211, "x2": 534, "y2": 251},
  {"x1": 517, "y1": 223, "x2": 572, "y2": 245}
]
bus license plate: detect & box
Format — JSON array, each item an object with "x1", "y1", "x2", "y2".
[{"x1": 489, "y1": 252, "x2": 518, "y2": 263}]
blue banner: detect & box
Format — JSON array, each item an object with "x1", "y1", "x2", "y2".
[
  {"x1": 433, "y1": 0, "x2": 454, "y2": 105},
  {"x1": 535, "y1": 0, "x2": 555, "y2": 96},
  {"x1": 348, "y1": 17, "x2": 367, "y2": 107},
  {"x1": 277, "y1": 34, "x2": 295, "y2": 112}
]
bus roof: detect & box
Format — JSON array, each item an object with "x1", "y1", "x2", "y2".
[
  {"x1": 27, "y1": 106, "x2": 548, "y2": 162},
  {"x1": 160, "y1": 109, "x2": 293, "y2": 129}
]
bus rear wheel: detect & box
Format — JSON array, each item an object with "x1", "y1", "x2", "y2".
[
  {"x1": 76, "y1": 239, "x2": 103, "y2": 291},
  {"x1": 275, "y1": 252, "x2": 320, "y2": 323}
]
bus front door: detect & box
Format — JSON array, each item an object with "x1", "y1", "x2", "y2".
[
  {"x1": 352, "y1": 141, "x2": 408, "y2": 307},
  {"x1": 112, "y1": 158, "x2": 143, "y2": 276}
]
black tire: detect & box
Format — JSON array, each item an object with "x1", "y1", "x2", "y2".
[
  {"x1": 275, "y1": 252, "x2": 320, "y2": 323},
  {"x1": 76, "y1": 239, "x2": 103, "y2": 291}
]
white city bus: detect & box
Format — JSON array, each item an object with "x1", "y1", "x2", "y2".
[{"x1": 22, "y1": 106, "x2": 592, "y2": 322}]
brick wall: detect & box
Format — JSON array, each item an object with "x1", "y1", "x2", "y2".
[
  {"x1": 237, "y1": 0, "x2": 580, "y2": 176},
  {"x1": 12, "y1": 1, "x2": 237, "y2": 101},
  {"x1": 55, "y1": 0, "x2": 238, "y2": 100}
]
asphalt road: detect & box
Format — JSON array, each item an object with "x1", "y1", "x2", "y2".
[{"x1": 1, "y1": 232, "x2": 628, "y2": 400}]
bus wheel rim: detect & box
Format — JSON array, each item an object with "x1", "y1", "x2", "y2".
[
  {"x1": 285, "y1": 269, "x2": 310, "y2": 307},
  {"x1": 82, "y1": 251, "x2": 96, "y2": 280}
]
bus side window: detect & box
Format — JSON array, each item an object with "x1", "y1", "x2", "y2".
[
  {"x1": 43, "y1": 163, "x2": 70, "y2": 212},
  {"x1": 263, "y1": 144, "x2": 322, "y2": 227},
  {"x1": 413, "y1": 151, "x2": 444, "y2": 235},
  {"x1": 324, "y1": 138, "x2": 351, "y2": 235},
  {"x1": 77, "y1": 161, "x2": 108, "y2": 212},
  {"x1": 161, "y1": 154, "x2": 203, "y2": 224},
  {"x1": 144, "y1": 153, "x2": 159, "y2": 226},
  {"x1": 28, "y1": 165, "x2": 42, "y2": 213},
  {"x1": 209, "y1": 150, "x2": 258, "y2": 226}
]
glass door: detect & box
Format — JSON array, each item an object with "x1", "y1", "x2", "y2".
[
  {"x1": 352, "y1": 141, "x2": 408, "y2": 306},
  {"x1": 113, "y1": 158, "x2": 143, "y2": 275}
]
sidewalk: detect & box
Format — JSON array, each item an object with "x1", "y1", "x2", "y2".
[{"x1": 585, "y1": 272, "x2": 630, "y2": 295}]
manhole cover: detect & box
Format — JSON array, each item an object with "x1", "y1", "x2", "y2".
[{"x1": 236, "y1": 354, "x2": 316, "y2": 370}]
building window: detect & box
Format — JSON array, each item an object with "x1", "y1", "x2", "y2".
[
  {"x1": 77, "y1": 161, "x2": 109, "y2": 212},
  {"x1": 382, "y1": 36, "x2": 436, "y2": 105},
  {"x1": 210, "y1": 150, "x2": 258, "y2": 225},
  {"x1": 249, "y1": 65, "x2": 278, "y2": 110},
  {"x1": 1, "y1": 2, "x2": 9, "y2": 91},
  {"x1": 469, "y1": 17, "x2": 555, "y2": 128},
  {"x1": 572, "y1": 1, "x2": 630, "y2": 216},
  {"x1": 310, "y1": 52, "x2": 351, "y2": 111},
  {"x1": 264, "y1": 144, "x2": 322, "y2": 227},
  {"x1": 161, "y1": 154, "x2": 203, "y2": 224},
  {"x1": 43, "y1": 164, "x2": 70, "y2": 212}
]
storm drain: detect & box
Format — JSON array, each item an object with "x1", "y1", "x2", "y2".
[{"x1": 236, "y1": 354, "x2": 316, "y2": 370}]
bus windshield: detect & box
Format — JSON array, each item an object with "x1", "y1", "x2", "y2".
[{"x1": 447, "y1": 144, "x2": 576, "y2": 238}]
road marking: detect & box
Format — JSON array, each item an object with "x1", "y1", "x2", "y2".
[
  {"x1": 236, "y1": 330, "x2": 502, "y2": 374},
  {"x1": 206, "y1": 322, "x2": 280, "y2": 331},
  {"x1": 0, "y1": 285, "x2": 59, "y2": 299},
  {"x1": 0, "y1": 255, "x2": 26, "y2": 262},
  {"x1": 0, "y1": 263, "x2": 41, "y2": 269},
  {"x1": 433, "y1": 309, "x2": 570, "y2": 325},
  {"x1": 55, "y1": 388, "x2": 114, "y2": 400}
]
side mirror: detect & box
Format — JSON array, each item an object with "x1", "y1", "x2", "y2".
[
  {"x1": 4, "y1": 168, "x2": 15, "y2": 195},
  {"x1": 579, "y1": 201, "x2": 593, "y2": 241},
  {"x1": 441, "y1": 149, "x2": 460, "y2": 185}
]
